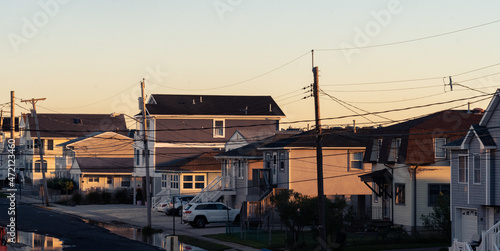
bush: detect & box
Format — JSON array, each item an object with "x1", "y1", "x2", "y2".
[
  {"x1": 114, "y1": 188, "x2": 132, "y2": 204},
  {"x1": 71, "y1": 190, "x2": 82, "y2": 205},
  {"x1": 101, "y1": 191, "x2": 112, "y2": 204},
  {"x1": 86, "y1": 189, "x2": 101, "y2": 204},
  {"x1": 47, "y1": 178, "x2": 76, "y2": 195}
]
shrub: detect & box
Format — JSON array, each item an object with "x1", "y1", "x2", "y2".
[
  {"x1": 101, "y1": 191, "x2": 112, "y2": 204},
  {"x1": 86, "y1": 189, "x2": 101, "y2": 204},
  {"x1": 114, "y1": 188, "x2": 132, "y2": 204},
  {"x1": 47, "y1": 177, "x2": 76, "y2": 195},
  {"x1": 71, "y1": 190, "x2": 82, "y2": 205}
]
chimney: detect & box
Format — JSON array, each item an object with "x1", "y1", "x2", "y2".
[
  {"x1": 200, "y1": 96, "x2": 202, "y2": 103},
  {"x1": 269, "y1": 104, "x2": 272, "y2": 113},
  {"x1": 467, "y1": 102, "x2": 471, "y2": 113},
  {"x1": 193, "y1": 99, "x2": 195, "y2": 105}
]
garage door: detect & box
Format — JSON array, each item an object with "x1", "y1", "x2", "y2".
[{"x1": 461, "y1": 209, "x2": 478, "y2": 242}]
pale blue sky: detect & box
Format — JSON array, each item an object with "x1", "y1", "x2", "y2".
[{"x1": 2, "y1": 1, "x2": 500, "y2": 128}]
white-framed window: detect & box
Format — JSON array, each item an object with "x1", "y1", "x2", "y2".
[
  {"x1": 213, "y1": 120, "x2": 225, "y2": 138},
  {"x1": 121, "y1": 176, "x2": 130, "y2": 187},
  {"x1": 161, "y1": 174, "x2": 168, "y2": 188},
  {"x1": 47, "y1": 139, "x2": 54, "y2": 150},
  {"x1": 458, "y1": 155, "x2": 468, "y2": 184},
  {"x1": 434, "y1": 138, "x2": 447, "y2": 158},
  {"x1": 350, "y1": 151, "x2": 364, "y2": 170},
  {"x1": 370, "y1": 138, "x2": 383, "y2": 162},
  {"x1": 183, "y1": 174, "x2": 205, "y2": 189},
  {"x1": 237, "y1": 161, "x2": 245, "y2": 179},
  {"x1": 279, "y1": 153, "x2": 285, "y2": 172},
  {"x1": 88, "y1": 176, "x2": 99, "y2": 183},
  {"x1": 169, "y1": 174, "x2": 179, "y2": 189},
  {"x1": 473, "y1": 153, "x2": 481, "y2": 184},
  {"x1": 135, "y1": 149, "x2": 140, "y2": 166},
  {"x1": 395, "y1": 183, "x2": 405, "y2": 205},
  {"x1": 388, "y1": 138, "x2": 401, "y2": 162},
  {"x1": 373, "y1": 182, "x2": 379, "y2": 203},
  {"x1": 265, "y1": 152, "x2": 271, "y2": 169}
]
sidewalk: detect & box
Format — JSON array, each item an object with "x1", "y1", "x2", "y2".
[{"x1": 14, "y1": 193, "x2": 260, "y2": 251}]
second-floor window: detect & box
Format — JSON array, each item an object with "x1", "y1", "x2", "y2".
[
  {"x1": 47, "y1": 139, "x2": 54, "y2": 150},
  {"x1": 473, "y1": 154, "x2": 481, "y2": 184},
  {"x1": 395, "y1": 183, "x2": 405, "y2": 205},
  {"x1": 169, "y1": 174, "x2": 179, "y2": 189},
  {"x1": 279, "y1": 153, "x2": 285, "y2": 172},
  {"x1": 350, "y1": 152, "x2": 364, "y2": 170},
  {"x1": 213, "y1": 120, "x2": 224, "y2": 138},
  {"x1": 458, "y1": 155, "x2": 468, "y2": 183},
  {"x1": 34, "y1": 160, "x2": 47, "y2": 173},
  {"x1": 161, "y1": 174, "x2": 168, "y2": 188},
  {"x1": 434, "y1": 138, "x2": 447, "y2": 158}
]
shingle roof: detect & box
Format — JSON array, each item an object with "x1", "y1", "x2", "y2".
[
  {"x1": 259, "y1": 129, "x2": 368, "y2": 149},
  {"x1": 145, "y1": 94, "x2": 285, "y2": 116},
  {"x1": 472, "y1": 124, "x2": 496, "y2": 148},
  {"x1": 75, "y1": 157, "x2": 133, "y2": 173},
  {"x1": 156, "y1": 152, "x2": 222, "y2": 172},
  {"x1": 26, "y1": 113, "x2": 128, "y2": 138}
]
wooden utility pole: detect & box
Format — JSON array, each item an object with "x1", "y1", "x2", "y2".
[
  {"x1": 313, "y1": 66, "x2": 327, "y2": 250},
  {"x1": 141, "y1": 79, "x2": 152, "y2": 228},
  {"x1": 21, "y1": 98, "x2": 50, "y2": 207}
]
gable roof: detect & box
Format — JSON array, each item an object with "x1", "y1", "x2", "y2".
[
  {"x1": 145, "y1": 94, "x2": 285, "y2": 117},
  {"x1": 57, "y1": 131, "x2": 132, "y2": 148},
  {"x1": 457, "y1": 124, "x2": 496, "y2": 150},
  {"x1": 218, "y1": 132, "x2": 299, "y2": 158},
  {"x1": 74, "y1": 157, "x2": 133, "y2": 173},
  {"x1": 26, "y1": 113, "x2": 128, "y2": 138},
  {"x1": 479, "y1": 89, "x2": 500, "y2": 126}
]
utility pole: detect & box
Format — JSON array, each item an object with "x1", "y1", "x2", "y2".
[
  {"x1": 141, "y1": 78, "x2": 152, "y2": 228},
  {"x1": 313, "y1": 65, "x2": 327, "y2": 250},
  {"x1": 21, "y1": 98, "x2": 50, "y2": 207},
  {"x1": 10, "y1": 91, "x2": 18, "y2": 243}
]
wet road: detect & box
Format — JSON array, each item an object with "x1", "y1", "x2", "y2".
[{"x1": 0, "y1": 198, "x2": 162, "y2": 251}]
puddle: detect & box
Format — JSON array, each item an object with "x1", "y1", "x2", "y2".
[
  {"x1": 13, "y1": 230, "x2": 72, "y2": 250},
  {"x1": 82, "y1": 219, "x2": 206, "y2": 250}
]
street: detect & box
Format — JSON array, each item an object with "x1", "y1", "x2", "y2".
[{"x1": 0, "y1": 198, "x2": 163, "y2": 251}]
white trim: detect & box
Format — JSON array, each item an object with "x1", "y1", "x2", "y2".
[
  {"x1": 258, "y1": 147, "x2": 366, "y2": 151},
  {"x1": 213, "y1": 119, "x2": 225, "y2": 138},
  {"x1": 478, "y1": 89, "x2": 500, "y2": 126},
  {"x1": 486, "y1": 150, "x2": 490, "y2": 205},
  {"x1": 155, "y1": 142, "x2": 225, "y2": 148}
]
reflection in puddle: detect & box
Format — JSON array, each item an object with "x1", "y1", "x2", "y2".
[
  {"x1": 82, "y1": 219, "x2": 206, "y2": 251},
  {"x1": 15, "y1": 230, "x2": 67, "y2": 250}
]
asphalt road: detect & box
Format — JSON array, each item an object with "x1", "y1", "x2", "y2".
[{"x1": 0, "y1": 198, "x2": 163, "y2": 251}]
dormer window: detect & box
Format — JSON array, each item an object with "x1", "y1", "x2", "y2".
[{"x1": 73, "y1": 118, "x2": 83, "y2": 124}]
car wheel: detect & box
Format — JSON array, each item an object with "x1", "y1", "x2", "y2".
[
  {"x1": 176, "y1": 207, "x2": 183, "y2": 217},
  {"x1": 194, "y1": 217, "x2": 207, "y2": 228}
]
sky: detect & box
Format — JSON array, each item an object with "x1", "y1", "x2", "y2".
[{"x1": 2, "y1": 1, "x2": 500, "y2": 129}]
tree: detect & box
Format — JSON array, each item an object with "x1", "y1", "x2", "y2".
[{"x1": 420, "y1": 194, "x2": 451, "y2": 240}]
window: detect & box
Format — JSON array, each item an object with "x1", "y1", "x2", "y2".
[
  {"x1": 135, "y1": 149, "x2": 140, "y2": 166},
  {"x1": 434, "y1": 138, "x2": 447, "y2": 158},
  {"x1": 370, "y1": 139, "x2": 383, "y2": 162},
  {"x1": 265, "y1": 153, "x2": 271, "y2": 169},
  {"x1": 47, "y1": 139, "x2": 54, "y2": 150},
  {"x1": 373, "y1": 182, "x2": 378, "y2": 203},
  {"x1": 88, "y1": 176, "x2": 99, "y2": 183},
  {"x1": 107, "y1": 176, "x2": 112, "y2": 184},
  {"x1": 237, "y1": 161, "x2": 244, "y2": 179},
  {"x1": 213, "y1": 120, "x2": 224, "y2": 138},
  {"x1": 121, "y1": 176, "x2": 130, "y2": 187},
  {"x1": 388, "y1": 138, "x2": 401, "y2": 162},
  {"x1": 161, "y1": 174, "x2": 168, "y2": 188},
  {"x1": 458, "y1": 155, "x2": 468, "y2": 183},
  {"x1": 350, "y1": 152, "x2": 364, "y2": 170},
  {"x1": 169, "y1": 174, "x2": 179, "y2": 189},
  {"x1": 183, "y1": 175, "x2": 205, "y2": 189},
  {"x1": 279, "y1": 153, "x2": 285, "y2": 171},
  {"x1": 195, "y1": 175, "x2": 205, "y2": 189},
  {"x1": 473, "y1": 154, "x2": 481, "y2": 184},
  {"x1": 34, "y1": 139, "x2": 44, "y2": 149},
  {"x1": 395, "y1": 183, "x2": 405, "y2": 205},
  {"x1": 34, "y1": 160, "x2": 47, "y2": 173},
  {"x1": 428, "y1": 184, "x2": 450, "y2": 206},
  {"x1": 183, "y1": 175, "x2": 193, "y2": 189}
]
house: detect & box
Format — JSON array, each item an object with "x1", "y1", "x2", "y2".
[
  {"x1": 57, "y1": 131, "x2": 134, "y2": 191},
  {"x1": 360, "y1": 109, "x2": 482, "y2": 233},
  {"x1": 257, "y1": 129, "x2": 373, "y2": 217},
  {"x1": 214, "y1": 130, "x2": 298, "y2": 209},
  {"x1": 19, "y1": 113, "x2": 128, "y2": 185},
  {"x1": 445, "y1": 90, "x2": 500, "y2": 247},
  {"x1": 134, "y1": 94, "x2": 285, "y2": 205}
]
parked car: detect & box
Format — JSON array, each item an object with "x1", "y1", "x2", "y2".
[
  {"x1": 182, "y1": 202, "x2": 240, "y2": 228},
  {"x1": 163, "y1": 195, "x2": 195, "y2": 216},
  {"x1": 155, "y1": 197, "x2": 171, "y2": 212}
]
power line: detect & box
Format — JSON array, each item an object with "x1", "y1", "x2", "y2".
[{"x1": 315, "y1": 19, "x2": 500, "y2": 51}]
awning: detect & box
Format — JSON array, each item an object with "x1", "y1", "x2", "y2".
[{"x1": 359, "y1": 169, "x2": 393, "y2": 198}]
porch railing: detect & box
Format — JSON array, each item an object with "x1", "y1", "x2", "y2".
[
  {"x1": 477, "y1": 220, "x2": 500, "y2": 251},
  {"x1": 191, "y1": 176, "x2": 222, "y2": 203},
  {"x1": 450, "y1": 238, "x2": 474, "y2": 251}
]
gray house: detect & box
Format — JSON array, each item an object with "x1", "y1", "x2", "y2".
[{"x1": 446, "y1": 89, "x2": 500, "y2": 250}]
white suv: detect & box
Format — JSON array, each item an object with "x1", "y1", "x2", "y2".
[{"x1": 182, "y1": 202, "x2": 240, "y2": 228}]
